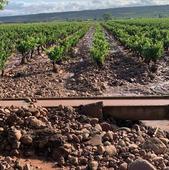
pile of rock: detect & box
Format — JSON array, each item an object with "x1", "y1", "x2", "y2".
[
  {"x1": 0, "y1": 105, "x2": 169, "y2": 169},
  {"x1": 0, "y1": 156, "x2": 39, "y2": 170}
]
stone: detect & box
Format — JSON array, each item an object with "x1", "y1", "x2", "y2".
[
  {"x1": 119, "y1": 162, "x2": 128, "y2": 170},
  {"x1": 90, "y1": 118, "x2": 99, "y2": 125},
  {"x1": 105, "y1": 131, "x2": 114, "y2": 141},
  {"x1": 160, "y1": 138, "x2": 169, "y2": 145},
  {"x1": 105, "y1": 145, "x2": 117, "y2": 156},
  {"x1": 97, "y1": 145, "x2": 105, "y2": 155},
  {"x1": 118, "y1": 140, "x2": 126, "y2": 147},
  {"x1": 79, "y1": 157, "x2": 88, "y2": 165},
  {"x1": 63, "y1": 106, "x2": 75, "y2": 113},
  {"x1": 118, "y1": 127, "x2": 131, "y2": 132},
  {"x1": 57, "y1": 156, "x2": 65, "y2": 167},
  {"x1": 23, "y1": 164, "x2": 32, "y2": 170},
  {"x1": 88, "y1": 161, "x2": 99, "y2": 170},
  {"x1": 25, "y1": 97, "x2": 32, "y2": 103},
  {"x1": 21, "y1": 135, "x2": 33, "y2": 145},
  {"x1": 164, "y1": 167, "x2": 169, "y2": 170},
  {"x1": 79, "y1": 102, "x2": 103, "y2": 120},
  {"x1": 104, "y1": 141, "x2": 111, "y2": 146},
  {"x1": 94, "y1": 124, "x2": 102, "y2": 132},
  {"x1": 0, "y1": 128, "x2": 4, "y2": 132},
  {"x1": 87, "y1": 135, "x2": 103, "y2": 146},
  {"x1": 69, "y1": 156, "x2": 78, "y2": 165},
  {"x1": 129, "y1": 159, "x2": 157, "y2": 170},
  {"x1": 100, "y1": 122, "x2": 112, "y2": 132},
  {"x1": 52, "y1": 146, "x2": 71, "y2": 160},
  {"x1": 28, "y1": 116, "x2": 46, "y2": 129},
  {"x1": 129, "y1": 144, "x2": 138, "y2": 150},
  {"x1": 142, "y1": 137, "x2": 167, "y2": 154},
  {"x1": 12, "y1": 128, "x2": 22, "y2": 141}
]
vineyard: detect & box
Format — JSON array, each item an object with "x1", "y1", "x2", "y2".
[
  {"x1": 0, "y1": 19, "x2": 169, "y2": 98},
  {"x1": 1, "y1": 18, "x2": 169, "y2": 170}
]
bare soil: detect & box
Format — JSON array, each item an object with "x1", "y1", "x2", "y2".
[{"x1": 1, "y1": 28, "x2": 169, "y2": 98}]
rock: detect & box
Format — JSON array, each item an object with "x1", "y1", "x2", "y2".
[
  {"x1": 4, "y1": 108, "x2": 10, "y2": 114},
  {"x1": 164, "y1": 167, "x2": 169, "y2": 170},
  {"x1": 28, "y1": 116, "x2": 46, "y2": 128},
  {"x1": 25, "y1": 97, "x2": 32, "y2": 103},
  {"x1": 57, "y1": 156, "x2": 65, "y2": 167},
  {"x1": 160, "y1": 137, "x2": 169, "y2": 145},
  {"x1": 69, "y1": 156, "x2": 78, "y2": 165},
  {"x1": 118, "y1": 127, "x2": 131, "y2": 132},
  {"x1": 4, "y1": 157, "x2": 13, "y2": 164},
  {"x1": 90, "y1": 118, "x2": 99, "y2": 125},
  {"x1": 79, "y1": 157, "x2": 88, "y2": 165},
  {"x1": 118, "y1": 140, "x2": 126, "y2": 147},
  {"x1": 119, "y1": 162, "x2": 128, "y2": 170},
  {"x1": 79, "y1": 102, "x2": 103, "y2": 120},
  {"x1": 104, "y1": 141, "x2": 111, "y2": 146},
  {"x1": 97, "y1": 145, "x2": 105, "y2": 155},
  {"x1": 0, "y1": 164, "x2": 6, "y2": 170},
  {"x1": 0, "y1": 127, "x2": 4, "y2": 132},
  {"x1": 88, "y1": 161, "x2": 99, "y2": 170},
  {"x1": 23, "y1": 164, "x2": 32, "y2": 170},
  {"x1": 87, "y1": 135, "x2": 103, "y2": 146},
  {"x1": 12, "y1": 141, "x2": 21, "y2": 149},
  {"x1": 52, "y1": 146, "x2": 70, "y2": 160},
  {"x1": 15, "y1": 160, "x2": 23, "y2": 169},
  {"x1": 94, "y1": 124, "x2": 102, "y2": 132},
  {"x1": 129, "y1": 144, "x2": 138, "y2": 150},
  {"x1": 21, "y1": 135, "x2": 33, "y2": 145},
  {"x1": 11, "y1": 149, "x2": 20, "y2": 156},
  {"x1": 105, "y1": 145, "x2": 117, "y2": 156},
  {"x1": 129, "y1": 159, "x2": 157, "y2": 170},
  {"x1": 82, "y1": 132, "x2": 90, "y2": 141},
  {"x1": 63, "y1": 106, "x2": 75, "y2": 113},
  {"x1": 142, "y1": 137, "x2": 167, "y2": 154},
  {"x1": 103, "y1": 131, "x2": 114, "y2": 141},
  {"x1": 11, "y1": 128, "x2": 22, "y2": 141},
  {"x1": 100, "y1": 122, "x2": 112, "y2": 131}
]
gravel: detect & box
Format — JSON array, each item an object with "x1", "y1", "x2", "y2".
[{"x1": 0, "y1": 105, "x2": 168, "y2": 169}]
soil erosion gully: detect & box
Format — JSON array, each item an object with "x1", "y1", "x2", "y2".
[{"x1": 1, "y1": 96, "x2": 169, "y2": 120}]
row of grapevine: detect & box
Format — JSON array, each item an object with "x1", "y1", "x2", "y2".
[
  {"x1": 103, "y1": 21, "x2": 165, "y2": 65},
  {"x1": 90, "y1": 25, "x2": 110, "y2": 66},
  {"x1": 0, "y1": 22, "x2": 89, "y2": 76},
  {"x1": 115, "y1": 18, "x2": 169, "y2": 29},
  {"x1": 46, "y1": 26, "x2": 89, "y2": 72}
]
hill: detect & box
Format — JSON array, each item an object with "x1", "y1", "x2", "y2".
[{"x1": 0, "y1": 5, "x2": 169, "y2": 23}]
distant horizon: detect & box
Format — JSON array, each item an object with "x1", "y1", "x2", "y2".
[
  {"x1": 0, "y1": 0, "x2": 169, "y2": 17},
  {"x1": 1, "y1": 4, "x2": 169, "y2": 18}
]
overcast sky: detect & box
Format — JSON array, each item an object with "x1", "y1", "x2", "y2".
[{"x1": 0, "y1": 0, "x2": 169, "y2": 17}]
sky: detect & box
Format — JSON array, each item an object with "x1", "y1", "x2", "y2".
[{"x1": 0, "y1": 0, "x2": 169, "y2": 17}]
